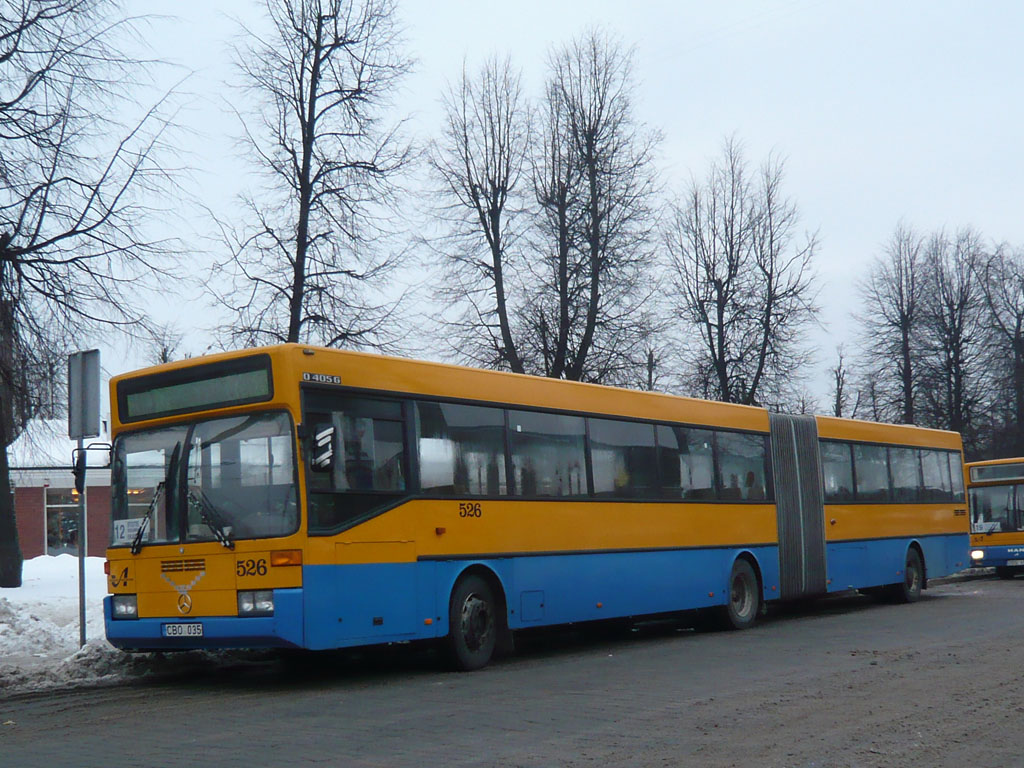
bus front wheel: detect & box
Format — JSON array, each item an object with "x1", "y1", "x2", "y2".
[
  {"x1": 720, "y1": 558, "x2": 760, "y2": 630},
  {"x1": 447, "y1": 574, "x2": 497, "y2": 671}
]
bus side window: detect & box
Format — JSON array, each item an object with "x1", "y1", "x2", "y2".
[
  {"x1": 820, "y1": 440, "x2": 854, "y2": 503},
  {"x1": 508, "y1": 410, "x2": 586, "y2": 497},
  {"x1": 589, "y1": 418, "x2": 658, "y2": 499},
  {"x1": 304, "y1": 396, "x2": 408, "y2": 534},
  {"x1": 716, "y1": 431, "x2": 767, "y2": 502},
  {"x1": 853, "y1": 443, "x2": 891, "y2": 502},
  {"x1": 888, "y1": 446, "x2": 920, "y2": 502},
  {"x1": 658, "y1": 425, "x2": 715, "y2": 500},
  {"x1": 416, "y1": 401, "x2": 507, "y2": 496},
  {"x1": 948, "y1": 452, "x2": 965, "y2": 501},
  {"x1": 920, "y1": 449, "x2": 952, "y2": 502}
]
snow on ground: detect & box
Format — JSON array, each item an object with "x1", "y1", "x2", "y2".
[
  {"x1": 1, "y1": 556, "x2": 279, "y2": 696},
  {"x1": 0, "y1": 555, "x2": 131, "y2": 694}
]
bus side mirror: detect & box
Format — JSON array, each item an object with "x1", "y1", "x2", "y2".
[
  {"x1": 309, "y1": 424, "x2": 336, "y2": 473},
  {"x1": 73, "y1": 449, "x2": 87, "y2": 495}
]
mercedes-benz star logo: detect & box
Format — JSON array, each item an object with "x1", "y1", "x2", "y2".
[{"x1": 177, "y1": 593, "x2": 193, "y2": 614}]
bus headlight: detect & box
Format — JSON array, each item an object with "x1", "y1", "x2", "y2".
[
  {"x1": 237, "y1": 590, "x2": 274, "y2": 617},
  {"x1": 971, "y1": 549, "x2": 985, "y2": 561},
  {"x1": 112, "y1": 594, "x2": 138, "y2": 619}
]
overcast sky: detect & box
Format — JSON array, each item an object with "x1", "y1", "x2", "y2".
[{"x1": 118, "y1": 0, "x2": 1024, "y2": 404}]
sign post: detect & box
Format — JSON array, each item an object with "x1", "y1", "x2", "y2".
[{"x1": 68, "y1": 350, "x2": 100, "y2": 648}]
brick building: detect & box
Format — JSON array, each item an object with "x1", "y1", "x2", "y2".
[{"x1": 9, "y1": 419, "x2": 112, "y2": 558}]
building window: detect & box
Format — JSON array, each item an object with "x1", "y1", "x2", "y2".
[{"x1": 46, "y1": 488, "x2": 82, "y2": 556}]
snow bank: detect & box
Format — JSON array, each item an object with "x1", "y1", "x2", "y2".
[
  {"x1": 0, "y1": 555, "x2": 127, "y2": 694},
  {"x1": 1, "y1": 555, "x2": 274, "y2": 696}
]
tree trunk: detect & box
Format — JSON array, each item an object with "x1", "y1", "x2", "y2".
[
  {"x1": 0, "y1": 415, "x2": 23, "y2": 588},
  {"x1": 0, "y1": 297, "x2": 23, "y2": 587}
]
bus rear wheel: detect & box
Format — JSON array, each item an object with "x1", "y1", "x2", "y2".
[
  {"x1": 720, "y1": 558, "x2": 760, "y2": 630},
  {"x1": 447, "y1": 574, "x2": 497, "y2": 671},
  {"x1": 890, "y1": 547, "x2": 924, "y2": 603}
]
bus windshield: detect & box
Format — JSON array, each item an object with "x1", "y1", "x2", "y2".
[
  {"x1": 110, "y1": 411, "x2": 299, "y2": 548},
  {"x1": 969, "y1": 484, "x2": 1024, "y2": 534}
]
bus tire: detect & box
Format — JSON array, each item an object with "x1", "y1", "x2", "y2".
[
  {"x1": 720, "y1": 558, "x2": 760, "y2": 630},
  {"x1": 447, "y1": 574, "x2": 497, "y2": 671},
  {"x1": 891, "y1": 547, "x2": 924, "y2": 603}
]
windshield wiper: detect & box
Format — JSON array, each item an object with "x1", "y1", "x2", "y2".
[
  {"x1": 187, "y1": 487, "x2": 235, "y2": 550},
  {"x1": 130, "y1": 481, "x2": 164, "y2": 555},
  {"x1": 131, "y1": 442, "x2": 182, "y2": 555}
]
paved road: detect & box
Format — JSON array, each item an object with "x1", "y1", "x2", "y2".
[{"x1": 3, "y1": 576, "x2": 1024, "y2": 768}]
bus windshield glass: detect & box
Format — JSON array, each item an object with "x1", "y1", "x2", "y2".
[
  {"x1": 969, "y1": 484, "x2": 1024, "y2": 534},
  {"x1": 110, "y1": 412, "x2": 298, "y2": 547}
]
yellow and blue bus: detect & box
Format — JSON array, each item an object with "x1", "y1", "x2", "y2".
[
  {"x1": 104, "y1": 345, "x2": 969, "y2": 669},
  {"x1": 966, "y1": 458, "x2": 1024, "y2": 577}
]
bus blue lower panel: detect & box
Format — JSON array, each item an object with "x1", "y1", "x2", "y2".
[
  {"x1": 105, "y1": 535, "x2": 967, "y2": 652},
  {"x1": 104, "y1": 588, "x2": 304, "y2": 650},
  {"x1": 971, "y1": 543, "x2": 1024, "y2": 569},
  {"x1": 302, "y1": 546, "x2": 780, "y2": 650},
  {"x1": 826, "y1": 533, "x2": 967, "y2": 593}
]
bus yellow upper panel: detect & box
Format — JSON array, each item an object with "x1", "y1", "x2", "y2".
[
  {"x1": 277, "y1": 344, "x2": 769, "y2": 431},
  {"x1": 815, "y1": 414, "x2": 962, "y2": 450}
]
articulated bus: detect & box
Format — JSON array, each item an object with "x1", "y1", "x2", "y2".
[
  {"x1": 966, "y1": 458, "x2": 1024, "y2": 577},
  {"x1": 104, "y1": 345, "x2": 969, "y2": 669}
]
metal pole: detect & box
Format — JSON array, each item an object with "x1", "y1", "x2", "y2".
[{"x1": 77, "y1": 437, "x2": 86, "y2": 648}]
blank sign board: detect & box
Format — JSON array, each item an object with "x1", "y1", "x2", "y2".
[{"x1": 68, "y1": 349, "x2": 101, "y2": 439}]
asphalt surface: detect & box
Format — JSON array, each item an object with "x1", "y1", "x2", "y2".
[{"x1": 2, "y1": 573, "x2": 1023, "y2": 768}]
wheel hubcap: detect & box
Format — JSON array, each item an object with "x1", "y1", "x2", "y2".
[
  {"x1": 906, "y1": 561, "x2": 920, "y2": 593},
  {"x1": 731, "y1": 574, "x2": 753, "y2": 619},
  {"x1": 460, "y1": 594, "x2": 492, "y2": 652}
]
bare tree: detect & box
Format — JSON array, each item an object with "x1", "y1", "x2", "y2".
[
  {"x1": 428, "y1": 55, "x2": 529, "y2": 372},
  {"x1": 828, "y1": 346, "x2": 851, "y2": 417},
  {"x1": 429, "y1": 31, "x2": 663, "y2": 387},
  {"x1": 0, "y1": 0, "x2": 177, "y2": 586},
  {"x1": 526, "y1": 29, "x2": 663, "y2": 385},
  {"x1": 856, "y1": 223, "x2": 925, "y2": 424},
  {"x1": 145, "y1": 323, "x2": 190, "y2": 366},
  {"x1": 214, "y1": 0, "x2": 413, "y2": 349},
  {"x1": 666, "y1": 139, "x2": 818, "y2": 406},
  {"x1": 851, "y1": 370, "x2": 885, "y2": 422},
  {"x1": 915, "y1": 229, "x2": 988, "y2": 449},
  {"x1": 979, "y1": 244, "x2": 1024, "y2": 456}
]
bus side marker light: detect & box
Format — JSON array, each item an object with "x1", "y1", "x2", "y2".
[
  {"x1": 708, "y1": 592, "x2": 714, "y2": 598},
  {"x1": 424, "y1": 618, "x2": 433, "y2": 625},
  {"x1": 771, "y1": 585, "x2": 777, "y2": 591},
  {"x1": 270, "y1": 550, "x2": 302, "y2": 567},
  {"x1": 435, "y1": 527, "x2": 446, "y2": 536},
  {"x1": 596, "y1": 602, "x2": 603, "y2": 608}
]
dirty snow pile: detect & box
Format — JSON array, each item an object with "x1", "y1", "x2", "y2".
[
  {"x1": 0, "y1": 555, "x2": 136, "y2": 694},
  {"x1": 1, "y1": 556, "x2": 273, "y2": 696}
]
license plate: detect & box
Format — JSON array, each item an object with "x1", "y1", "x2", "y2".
[
  {"x1": 162, "y1": 623, "x2": 203, "y2": 638},
  {"x1": 1007, "y1": 560, "x2": 1024, "y2": 566}
]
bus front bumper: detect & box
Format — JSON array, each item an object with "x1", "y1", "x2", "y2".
[
  {"x1": 970, "y1": 545, "x2": 1024, "y2": 569},
  {"x1": 103, "y1": 588, "x2": 304, "y2": 650}
]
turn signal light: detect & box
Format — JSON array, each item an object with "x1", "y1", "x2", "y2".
[
  {"x1": 270, "y1": 549, "x2": 302, "y2": 567},
  {"x1": 103, "y1": 561, "x2": 110, "y2": 575}
]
